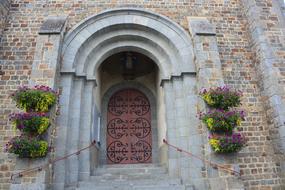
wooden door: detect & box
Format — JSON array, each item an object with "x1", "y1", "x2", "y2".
[{"x1": 107, "y1": 89, "x2": 152, "y2": 164}]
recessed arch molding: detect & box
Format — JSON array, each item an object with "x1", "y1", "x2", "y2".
[{"x1": 61, "y1": 8, "x2": 196, "y2": 83}]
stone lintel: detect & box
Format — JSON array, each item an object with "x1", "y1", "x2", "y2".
[
  {"x1": 39, "y1": 16, "x2": 68, "y2": 35},
  {"x1": 187, "y1": 17, "x2": 216, "y2": 37}
]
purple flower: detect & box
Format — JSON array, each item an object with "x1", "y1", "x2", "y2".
[
  {"x1": 17, "y1": 124, "x2": 24, "y2": 130},
  {"x1": 34, "y1": 85, "x2": 57, "y2": 94},
  {"x1": 11, "y1": 85, "x2": 58, "y2": 98},
  {"x1": 9, "y1": 112, "x2": 48, "y2": 121}
]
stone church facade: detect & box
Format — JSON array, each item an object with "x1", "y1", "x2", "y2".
[{"x1": 0, "y1": 0, "x2": 285, "y2": 190}]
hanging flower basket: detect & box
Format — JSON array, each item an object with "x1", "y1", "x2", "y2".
[
  {"x1": 199, "y1": 109, "x2": 245, "y2": 133},
  {"x1": 5, "y1": 136, "x2": 48, "y2": 158},
  {"x1": 199, "y1": 86, "x2": 242, "y2": 110},
  {"x1": 208, "y1": 133, "x2": 245, "y2": 153},
  {"x1": 9, "y1": 112, "x2": 50, "y2": 135},
  {"x1": 11, "y1": 85, "x2": 57, "y2": 112}
]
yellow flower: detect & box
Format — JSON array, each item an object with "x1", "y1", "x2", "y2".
[
  {"x1": 11, "y1": 120, "x2": 18, "y2": 131},
  {"x1": 38, "y1": 141, "x2": 48, "y2": 156},
  {"x1": 206, "y1": 118, "x2": 214, "y2": 130},
  {"x1": 202, "y1": 93, "x2": 214, "y2": 105},
  {"x1": 209, "y1": 139, "x2": 220, "y2": 152},
  {"x1": 30, "y1": 141, "x2": 48, "y2": 158},
  {"x1": 36, "y1": 93, "x2": 56, "y2": 112},
  {"x1": 38, "y1": 117, "x2": 50, "y2": 134},
  {"x1": 236, "y1": 118, "x2": 242, "y2": 126}
]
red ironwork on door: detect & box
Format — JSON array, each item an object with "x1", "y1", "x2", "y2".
[{"x1": 107, "y1": 89, "x2": 152, "y2": 164}]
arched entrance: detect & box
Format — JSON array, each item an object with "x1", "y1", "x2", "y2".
[
  {"x1": 54, "y1": 8, "x2": 198, "y2": 190},
  {"x1": 106, "y1": 88, "x2": 152, "y2": 164},
  {"x1": 99, "y1": 52, "x2": 159, "y2": 166}
]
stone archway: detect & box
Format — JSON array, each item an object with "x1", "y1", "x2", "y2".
[
  {"x1": 53, "y1": 8, "x2": 198, "y2": 190},
  {"x1": 61, "y1": 8, "x2": 195, "y2": 80}
]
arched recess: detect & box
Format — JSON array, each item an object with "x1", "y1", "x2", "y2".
[
  {"x1": 61, "y1": 8, "x2": 196, "y2": 81},
  {"x1": 54, "y1": 8, "x2": 197, "y2": 190}
]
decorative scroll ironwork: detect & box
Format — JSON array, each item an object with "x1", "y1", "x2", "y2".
[
  {"x1": 107, "y1": 141, "x2": 129, "y2": 163},
  {"x1": 130, "y1": 118, "x2": 151, "y2": 138},
  {"x1": 131, "y1": 140, "x2": 152, "y2": 163},
  {"x1": 108, "y1": 93, "x2": 150, "y2": 116},
  {"x1": 129, "y1": 96, "x2": 150, "y2": 116},
  {"x1": 107, "y1": 118, "x2": 128, "y2": 139},
  {"x1": 107, "y1": 89, "x2": 152, "y2": 164},
  {"x1": 107, "y1": 118, "x2": 151, "y2": 139},
  {"x1": 108, "y1": 95, "x2": 128, "y2": 116}
]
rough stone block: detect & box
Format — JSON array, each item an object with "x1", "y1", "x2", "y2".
[
  {"x1": 39, "y1": 16, "x2": 67, "y2": 34},
  {"x1": 227, "y1": 177, "x2": 245, "y2": 190},
  {"x1": 187, "y1": 17, "x2": 216, "y2": 37},
  {"x1": 209, "y1": 178, "x2": 227, "y2": 190}
]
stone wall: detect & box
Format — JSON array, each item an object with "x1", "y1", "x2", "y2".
[
  {"x1": 278, "y1": 0, "x2": 285, "y2": 17},
  {"x1": 241, "y1": 0, "x2": 285, "y2": 188},
  {"x1": 0, "y1": 0, "x2": 284, "y2": 190},
  {"x1": 0, "y1": 0, "x2": 10, "y2": 40}
]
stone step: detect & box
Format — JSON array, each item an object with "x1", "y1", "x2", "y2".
[
  {"x1": 73, "y1": 164, "x2": 188, "y2": 190},
  {"x1": 79, "y1": 178, "x2": 182, "y2": 186},
  {"x1": 134, "y1": 186, "x2": 185, "y2": 190},
  {"x1": 100, "y1": 164, "x2": 162, "y2": 168},
  {"x1": 90, "y1": 173, "x2": 169, "y2": 181},
  {"x1": 77, "y1": 184, "x2": 186, "y2": 190},
  {"x1": 94, "y1": 166, "x2": 167, "y2": 176}
]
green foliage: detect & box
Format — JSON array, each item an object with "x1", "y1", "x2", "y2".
[
  {"x1": 10, "y1": 113, "x2": 50, "y2": 135},
  {"x1": 12, "y1": 89, "x2": 56, "y2": 112},
  {"x1": 200, "y1": 86, "x2": 242, "y2": 110},
  {"x1": 209, "y1": 133, "x2": 245, "y2": 153},
  {"x1": 200, "y1": 86, "x2": 246, "y2": 154},
  {"x1": 6, "y1": 85, "x2": 57, "y2": 158},
  {"x1": 5, "y1": 136, "x2": 48, "y2": 158},
  {"x1": 200, "y1": 110, "x2": 245, "y2": 133}
]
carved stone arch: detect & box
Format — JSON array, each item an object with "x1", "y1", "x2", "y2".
[
  {"x1": 61, "y1": 8, "x2": 196, "y2": 82},
  {"x1": 54, "y1": 8, "x2": 197, "y2": 190}
]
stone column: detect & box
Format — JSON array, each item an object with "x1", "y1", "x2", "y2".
[
  {"x1": 163, "y1": 81, "x2": 179, "y2": 177},
  {"x1": 163, "y1": 73, "x2": 206, "y2": 189},
  {"x1": 188, "y1": 17, "x2": 244, "y2": 190},
  {"x1": 182, "y1": 74, "x2": 206, "y2": 188},
  {"x1": 53, "y1": 74, "x2": 73, "y2": 190},
  {"x1": 78, "y1": 81, "x2": 95, "y2": 181},
  {"x1": 54, "y1": 77, "x2": 96, "y2": 189},
  {"x1": 65, "y1": 78, "x2": 84, "y2": 185}
]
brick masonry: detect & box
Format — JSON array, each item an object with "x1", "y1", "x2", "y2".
[{"x1": 0, "y1": 0, "x2": 285, "y2": 190}]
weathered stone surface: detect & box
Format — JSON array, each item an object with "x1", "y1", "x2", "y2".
[
  {"x1": 39, "y1": 16, "x2": 67, "y2": 34},
  {"x1": 187, "y1": 17, "x2": 216, "y2": 37},
  {"x1": 0, "y1": 1, "x2": 285, "y2": 190},
  {"x1": 0, "y1": 0, "x2": 10, "y2": 40}
]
